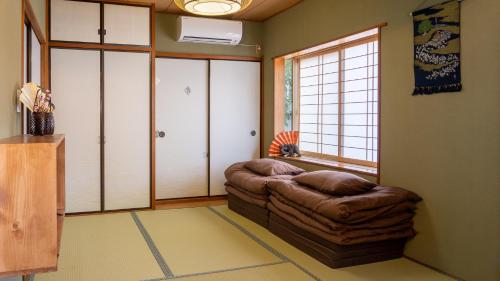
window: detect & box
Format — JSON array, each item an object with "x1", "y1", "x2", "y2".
[{"x1": 274, "y1": 28, "x2": 380, "y2": 168}]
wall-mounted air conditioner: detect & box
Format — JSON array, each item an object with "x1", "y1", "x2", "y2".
[{"x1": 176, "y1": 16, "x2": 243, "y2": 45}]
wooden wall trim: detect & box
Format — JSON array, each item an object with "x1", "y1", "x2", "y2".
[
  {"x1": 260, "y1": 58, "x2": 264, "y2": 158},
  {"x1": 91, "y1": 0, "x2": 153, "y2": 6},
  {"x1": 49, "y1": 41, "x2": 152, "y2": 52},
  {"x1": 66, "y1": 207, "x2": 151, "y2": 217},
  {"x1": 272, "y1": 22, "x2": 388, "y2": 59},
  {"x1": 274, "y1": 156, "x2": 377, "y2": 177},
  {"x1": 23, "y1": 0, "x2": 46, "y2": 45},
  {"x1": 293, "y1": 35, "x2": 378, "y2": 62},
  {"x1": 155, "y1": 195, "x2": 227, "y2": 205},
  {"x1": 376, "y1": 29, "x2": 382, "y2": 184},
  {"x1": 43, "y1": 0, "x2": 49, "y2": 88},
  {"x1": 22, "y1": 0, "x2": 49, "y2": 134},
  {"x1": 156, "y1": 51, "x2": 262, "y2": 62},
  {"x1": 273, "y1": 58, "x2": 285, "y2": 137},
  {"x1": 21, "y1": 0, "x2": 25, "y2": 136},
  {"x1": 150, "y1": 4, "x2": 156, "y2": 209}
]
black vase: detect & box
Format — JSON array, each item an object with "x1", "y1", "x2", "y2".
[
  {"x1": 44, "y1": 112, "x2": 55, "y2": 135},
  {"x1": 29, "y1": 112, "x2": 46, "y2": 136}
]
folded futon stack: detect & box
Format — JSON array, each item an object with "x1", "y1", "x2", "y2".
[
  {"x1": 224, "y1": 159, "x2": 304, "y2": 227},
  {"x1": 267, "y1": 170, "x2": 421, "y2": 246},
  {"x1": 224, "y1": 159, "x2": 422, "y2": 268}
]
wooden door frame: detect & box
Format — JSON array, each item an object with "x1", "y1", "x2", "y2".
[{"x1": 154, "y1": 52, "x2": 263, "y2": 206}]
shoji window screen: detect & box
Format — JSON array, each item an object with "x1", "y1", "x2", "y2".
[{"x1": 298, "y1": 38, "x2": 379, "y2": 166}]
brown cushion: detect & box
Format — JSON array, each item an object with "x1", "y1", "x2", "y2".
[
  {"x1": 293, "y1": 170, "x2": 376, "y2": 196},
  {"x1": 244, "y1": 159, "x2": 304, "y2": 176}
]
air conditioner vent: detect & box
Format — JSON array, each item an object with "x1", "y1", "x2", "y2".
[
  {"x1": 182, "y1": 36, "x2": 234, "y2": 44},
  {"x1": 177, "y1": 16, "x2": 243, "y2": 45}
]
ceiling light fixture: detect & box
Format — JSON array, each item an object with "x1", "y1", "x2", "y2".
[{"x1": 174, "y1": 0, "x2": 253, "y2": 16}]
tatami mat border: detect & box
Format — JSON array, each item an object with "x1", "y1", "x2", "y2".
[
  {"x1": 142, "y1": 261, "x2": 288, "y2": 281},
  {"x1": 131, "y1": 211, "x2": 175, "y2": 279},
  {"x1": 206, "y1": 206, "x2": 321, "y2": 281}
]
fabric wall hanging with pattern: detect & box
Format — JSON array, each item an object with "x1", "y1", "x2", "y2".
[{"x1": 413, "y1": 0, "x2": 462, "y2": 95}]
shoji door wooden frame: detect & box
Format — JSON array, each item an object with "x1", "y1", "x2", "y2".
[
  {"x1": 154, "y1": 52, "x2": 263, "y2": 206},
  {"x1": 48, "y1": 0, "x2": 156, "y2": 214}
]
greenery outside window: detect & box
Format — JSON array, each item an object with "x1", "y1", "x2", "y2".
[{"x1": 284, "y1": 59, "x2": 294, "y2": 131}]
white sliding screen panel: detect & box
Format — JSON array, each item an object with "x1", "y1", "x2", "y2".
[
  {"x1": 51, "y1": 48, "x2": 101, "y2": 213},
  {"x1": 210, "y1": 60, "x2": 261, "y2": 196},
  {"x1": 50, "y1": 0, "x2": 100, "y2": 43},
  {"x1": 104, "y1": 51, "x2": 150, "y2": 210},
  {"x1": 104, "y1": 4, "x2": 150, "y2": 46},
  {"x1": 155, "y1": 58, "x2": 209, "y2": 199}
]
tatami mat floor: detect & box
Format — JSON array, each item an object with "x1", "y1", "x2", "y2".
[{"x1": 34, "y1": 205, "x2": 456, "y2": 281}]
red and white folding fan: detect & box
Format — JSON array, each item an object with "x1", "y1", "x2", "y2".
[{"x1": 268, "y1": 131, "x2": 299, "y2": 157}]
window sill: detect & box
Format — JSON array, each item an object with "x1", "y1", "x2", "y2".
[{"x1": 273, "y1": 155, "x2": 378, "y2": 177}]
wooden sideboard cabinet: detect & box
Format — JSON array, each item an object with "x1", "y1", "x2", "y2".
[{"x1": 0, "y1": 135, "x2": 65, "y2": 277}]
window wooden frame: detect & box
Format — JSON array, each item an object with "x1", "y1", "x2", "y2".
[{"x1": 293, "y1": 34, "x2": 380, "y2": 168}]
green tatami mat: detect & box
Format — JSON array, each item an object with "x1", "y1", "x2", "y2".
[
  {"x1": 136, "y1": 207, "x2": 282, "y2": 276},
  {"x1": 35, "y1": 213, "x2": 164, "y2": 281}
]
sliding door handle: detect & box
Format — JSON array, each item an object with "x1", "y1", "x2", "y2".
[
  {"x1": 250, "y1": 130, "x2": 257, "y2": 136},
  {"x1": 156, "y1": 131, "x2": 166, "y2": 138}
]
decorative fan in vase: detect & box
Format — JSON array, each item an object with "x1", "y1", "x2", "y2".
[{"x1": 268, "y1": 131, "x2": 301, "y2": 157}]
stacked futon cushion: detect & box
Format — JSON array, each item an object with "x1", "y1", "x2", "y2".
[
  {"x1": 266, "y1": 170, "x2": 422, "y2": 246},
  {"x1": 224, "y1": 159, "x2": 423, "y2": 268},
  {"x1": 224, "y1": 159, "x2": 304, "y2": 226}
]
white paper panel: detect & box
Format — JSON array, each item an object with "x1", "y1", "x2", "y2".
[
  {"x1": 51, "y1": 48, "x2": 101, "y2": 213},
  {"x1": 104, "y1": 51, "x2": 150, "y2": 210},
  {"x1": 50, "y1": 0, "x2": 100, "y2": 43},
  {"x1": 155, "y1": 58, "x2": 209, "y2": 199},
  {"x1": 210, "y1": 60, "x2": 261, "y2": 196},
  {"x1": 104, "y1": 4, "x2": 150, "y2": 45}
]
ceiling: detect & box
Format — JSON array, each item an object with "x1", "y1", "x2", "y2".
[{"x1": 122, "y1": 0, "x2": 303, "y2": 21}]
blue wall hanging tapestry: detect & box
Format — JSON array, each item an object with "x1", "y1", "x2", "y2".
[{"x1": 413, "y1": 0, "x2": 462, "y2": 95}]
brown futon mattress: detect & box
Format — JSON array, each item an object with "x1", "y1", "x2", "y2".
[
  {"x1": 227, "y1": 191, "x2": 269, "y2": 227},
  {"x1": 225, "y1": 162, "x2": 293, "y2": 195},
  {"x1": 226, "y1": 185, "x2": 267, "y2": 208},
  {"x1": 268, "y1": 213, "x2": 406, "y2": 268},
  {"x1": 268, "y1": 200, "x2": 415, "y2": 245},
  {"x1": 267, "y1": 179, "x2": 421, "y2": 224}
]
